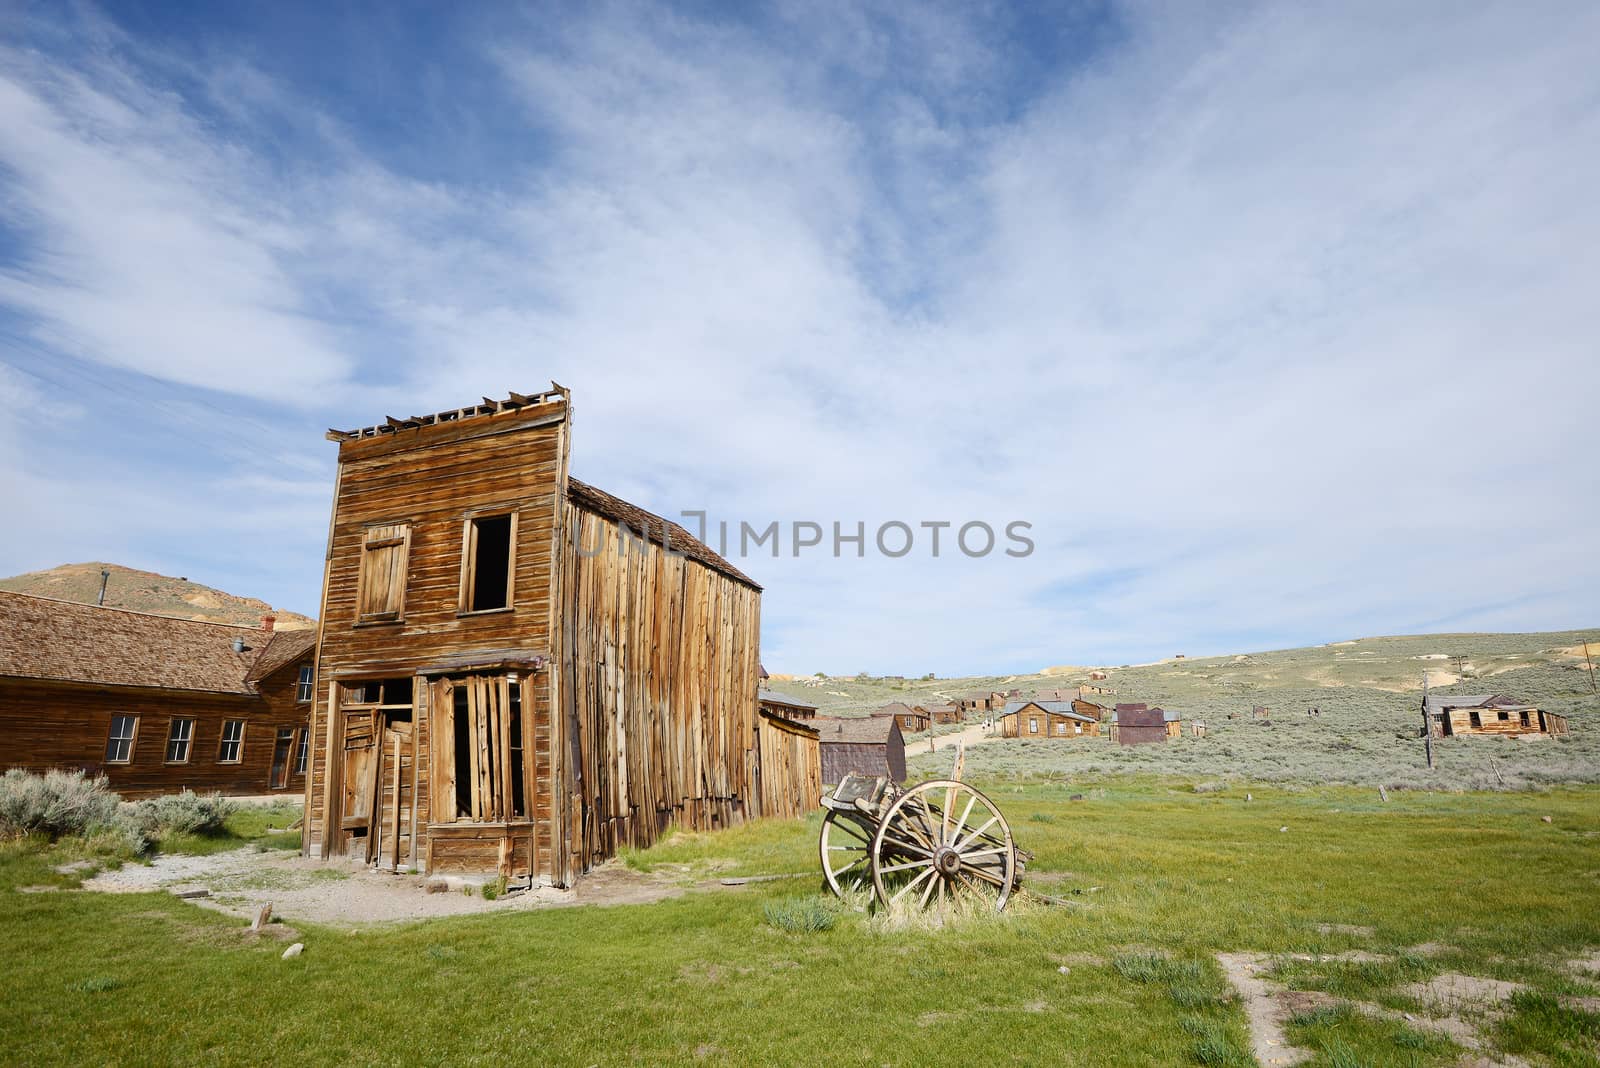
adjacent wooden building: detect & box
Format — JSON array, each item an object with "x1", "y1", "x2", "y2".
[
  {"x1": 998, "y1": 700, "x2": 1099, "y2": 739},
  {"x1": 0, "y1": 591, "x2": 315, "y2": 797},
  {"x1": 1422, "y1": 694, "x2": 1566, "y2": 738},
  {"x1": 304, "y1": 388, "x2": 794, "y2": 886},
  {"x1": 1110, "y1": 704, "x2": 1171, "y2": 746},
  {"x1": 814, "y1": 716, "x2": 905, "y2": 784},
  {"x1": 750, "y1": 710, "x2": 822, "y2": 819},
  {"x1": 921, "y1": 701, "x2": 963, "y2": 725}
]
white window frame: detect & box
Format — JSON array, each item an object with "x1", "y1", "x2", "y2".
[
  {"x1": 295, "y1": 728, "x2": 310, "y2": 774},
  {"x1": 105, "y1": 714, "x2": 139, "y2": 764},
  {"x1": 1028, "y1": 717, "x2": 1039, "y2": 734},
  {"x1": 218, "y1": 720, "x2": 246, "y2": 764},
  {"x1": 164, "y1": 717, "x2": 195, "y2": 764},
  {"x1": 295, "y1": 665, "x2": 314, "y2": 703}
]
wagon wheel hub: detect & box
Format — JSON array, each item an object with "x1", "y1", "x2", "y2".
[{"x1": 934, "y1": 846, "x2": 961, "y2": 876}]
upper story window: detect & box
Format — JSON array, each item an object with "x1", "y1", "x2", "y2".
[
  {"x1": 105, "y1": 715, "x2": 139, "y2": 764},
  {"x1": 295, "y1": 665, "x2": 314, "y2": 703},
  {"x1": 459, "y1": 512, "x2": 517, "y2": 614},
  {"x1": 355, "y1": 522, "x2": 411, "y2": 625}
]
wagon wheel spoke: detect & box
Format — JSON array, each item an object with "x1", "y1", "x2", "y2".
[
  {"x1": 890, "y1": 864, "x2": 938, "y2": 903},
  {"x1": 950, "y1": 814, "x2": 999, "y2": 852},
  {"x1": 948, "y1": 794, "x2": 977, "y2": 849},
  {"x1": 877, "y1": 857, "x2": 931, "y2": 875}
]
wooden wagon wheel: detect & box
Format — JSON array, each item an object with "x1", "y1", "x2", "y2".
[
  {"x1": 818, "y1": 808, "x2": 875, "y2": 898},
  {"x1": 869, "y1": 779, "x2": 1017, "y2": 912}
]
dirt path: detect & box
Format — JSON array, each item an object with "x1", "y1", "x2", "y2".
[
  {"x1": 1216, "y1": 952, "x2": 1314, "y2": 1067},
  {"x1": 83, "y1": 849, "x2": 717, "y2": 926},
  {"x1": 921, "y1": 721, "x2": 1006, "y2": 756}
]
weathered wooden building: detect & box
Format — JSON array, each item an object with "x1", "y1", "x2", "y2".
[
  {"x1": 999, "y1": 700, "x2": 1099, "y2": 739},
  {"x1": 304, "y1": 388, "x2": 789, "y2": 885},
  {"x1": 0, "y1": 591, "x2": 314, "y2": 797},
  {"x1": 1071, "y1": 697, "x2": 1108, "y2": 722},
  {"x1": 814, "y1": 716, "x2": 905, "y2": 784},
  {"x1": 874, "y1": 701, "x2": 930, "y2": 733},
  {"x1": 921, "y1": 701, "x2": 963, "y2": 725},
  {"x1": 750, "y1": 710, "x2": 822, "y2": 818},
  {"x1": 758, "y1": 689, "x2": 818, "y2": 721},
  {"x1": 1422, "y1": 694, "x2": 1566, "y2": 738}
]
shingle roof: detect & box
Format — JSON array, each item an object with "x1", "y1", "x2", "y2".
[
  {"x1": 873, "y1": 701, "x2": 924, "y2": 718},
  {"x1": 567, "y1": 477, "x2": 759, "y2": 590},
  {"x1": 0, "y1": 591, "x2": 313, "y2": 694},
  {"x1": 812, "y1": 716, "x2": 897, "y2": 743}
]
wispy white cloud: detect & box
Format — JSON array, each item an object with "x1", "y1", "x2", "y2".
[{"x1": 0, "y1": 1, "x2": 1595, "y2": 669}]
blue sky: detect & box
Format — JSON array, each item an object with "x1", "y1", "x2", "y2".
[{"x1": 2, "y1": 1, "x2": 1596, "y2": 674}]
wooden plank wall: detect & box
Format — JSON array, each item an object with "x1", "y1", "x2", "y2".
[
  {"x1": 751, "y1": 715, "x2": 821, "y2": 819},
  {"x1": 305, "y1": 402, "x2": 565, "y2": 862},
  {"x1": 557, "y1": 501, "x2": 762, "y2": 878},
  {"x1": 0, "y1": 676, "x2": 310, "y2": 798}
]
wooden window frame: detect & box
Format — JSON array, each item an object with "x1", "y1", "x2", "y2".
[
  {"x1": 295, "y1": 665, "x2": 315, "y2": 703},
  {"x1": 355, "y1": 522, "x2": 412, "y2": 626},
  {"x1": 218, "y1": 720, "x2": 246, "y2": 764},
  {"x1": 164, "y1": 717, "x2": 196, "y2": 765},
  {"x1": 295, "y1": 728, "x2": 310, "y2": 774},
  {"x1": 1028, "y1": 717, "x2": 1039, "y2": 734},
  {"x1": 105, "y1": 714, "x2": 139, "y2": 765},
  {"x1": 269, "y1": 726, "x2": 295, "y2": 789},
  {"x1": 457, "y1": 510, "x2": 519, "y2": 617}
]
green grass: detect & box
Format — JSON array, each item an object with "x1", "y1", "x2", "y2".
[
  {"x1": 2, "y1": 780, "x2": 1597, "y2": 1065},
  {"x1": 1287, "y1": 1003, "x2": 1461, "y2": 1067},
  {"x1": 1493, "y1": 991, "x2": 1600, "y2": 1067},
  {"x1": 153, "y1": 802, "x2": 302, "y2": 856}
]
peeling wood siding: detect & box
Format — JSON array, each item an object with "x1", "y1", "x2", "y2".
[
  {"x1": 558, "y1": 502, "x2": 762, "y2": 874},
  {"x1": 751, "y1": 715, "x2": 821, "y2": 819},
  {"x1": 305, "y1": 406, "x2": 564, "y2": 864}
]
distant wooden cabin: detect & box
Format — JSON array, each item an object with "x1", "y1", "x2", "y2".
[
  {"x1": 759, "y1": 689, "x2": 818, "y2": 721},
  {"x1": 1422, "y1": 694, "x2": 1566, "y2": 739},
  {"x1": 305, "y1": 388, "x2": 803, "y2": 886},
  {"x1": 920, "y1": 701, "x2": 962, "y2": 725},
  {"x1": 0, "y1": 591, "x2": 315, "y2": 797},
  {"x1": 874, "y1": 701, "x2": 930, "y2": 733},
  {"x1": 1109, "y1": 704, "x2": 1177, "y2": 745},
  {"x1": 1088, "y1": 670, "x2": 1108, "y2": 681},
  {"x1": 814, "y1": 716, "x2": 906, "y2": 783},
  {"x1": 751, "y1": 711, "x2": 822, "y2": 818},
  {"x1": 999, "y1": 700, "x2": 1099, "y2": 739}
]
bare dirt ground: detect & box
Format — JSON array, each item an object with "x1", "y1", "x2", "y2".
[{"x1": 82, "y1": 849, "x2": 718, "y2": 927}]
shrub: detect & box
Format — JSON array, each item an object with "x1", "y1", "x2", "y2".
[
  {"x1": 763, "y1": 897, "x2": 837, "y2": 933},
  {"x1": 0, "y1": 769, "x2": 121, "y2": 840},
  {"x1": 134, "y1": 791, "x2": 236, "y2": 836}
]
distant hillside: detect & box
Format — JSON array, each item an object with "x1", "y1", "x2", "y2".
[{"x1": 0, "y1": 563, "x2": 315, "y2": 630}]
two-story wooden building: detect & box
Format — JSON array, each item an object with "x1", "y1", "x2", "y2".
[
  {"x1": 0, "y1": 591, "x2": 315, "y2": 797},
  {"x1": 304, "y1": 388, "x2": 795, "y2": 887}
]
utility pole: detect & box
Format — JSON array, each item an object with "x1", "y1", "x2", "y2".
[
  {"x1": 1584, "y1": 641, "x2": 1597, "y2": 695},
  {"x1": 1422, "y1": 670, "x2": 1434, "y2": 769},
  {"x1": 96, "y1": 568, "x2": 110, "y2": 607}
]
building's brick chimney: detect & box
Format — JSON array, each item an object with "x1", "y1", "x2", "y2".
[{"x1": 261, "y1": 614, "x2": 276, "y2": 632}]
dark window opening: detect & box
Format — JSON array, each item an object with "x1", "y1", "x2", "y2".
[
  {"x1": 1519, "y1": 710, "x2": 1531, "y2": 727},
  {"x1": 1469, "y1": 710, "x2": 1482, "y2": 728},
  {"x1": 1497, "y1": 710, "x2": 1509, "y2": 722},
  {"x1": 468, "y1": 514, "x2": 513, "y2": 612},
  {"x1": 453, "y1": 687, "x2": 473, "y2": 819},
  {"x1": 508, "y1": 684, "x2": 526, "y2": 818},
  {"x1": 341, "y1": 677, "x2": 413, "y2": 708}
]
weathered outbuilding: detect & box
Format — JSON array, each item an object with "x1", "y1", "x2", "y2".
[
  {"x1": 814, "y1": 716, "x2": 906, "y2": 784},
  {"x1": 750, "y1": 710, "x2": 822, "y2": 819},
  {"x1": 0, "y1": 591, "x2": 314, "y2": 797},
  {"x1": 1110, "y1": 704, "x2": 1172, "y2": 746},
  {"x1": 1422, "y1": 693, "x2": 1566, "y2": 738},
  {"x1": 304, "y1": 388, "x2": 795, "y2": 885},
  {"x1": 758, "y1": 689, "x2": 818, "y2": 721},
  {"x1": 920, "y1": 701, "x2": 962, "y2": 725},
  {"x1": 999, "y1": 700, "x2": 1099, "y2": 739}
]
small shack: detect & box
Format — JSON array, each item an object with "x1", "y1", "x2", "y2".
[
  {"x1": 874, "y1": 701, "x2": 930, "y2": 733},
  {"x1": 750, "y1": 710, "x2": 822, "y2": 818},
  {"x1": 759, "y1": 689, "x2": 818, "y2": 721},
  {"x1": 815, "y1": 716, "x2": 906, "y2": 783},
  {"x1": 999, "y1": 700, "x2": 1098, "y2": 739},
  {"x1": 1422, "y1": 694, "x2": 1566, "y2": 738},
  {"x1": 919, "y1": 701, "x2": 963, "y2": 725},
  {"x1": 1110, "y1": 704, "x2": 1169, "y2": 746},
  {"x1": 1071, "y1": 697, "x2": 1108, "y2": 721}
]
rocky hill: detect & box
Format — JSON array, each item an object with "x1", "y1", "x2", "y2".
[{"x1": 0, "y1": 562, "x2": 315, "y2": 630}]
